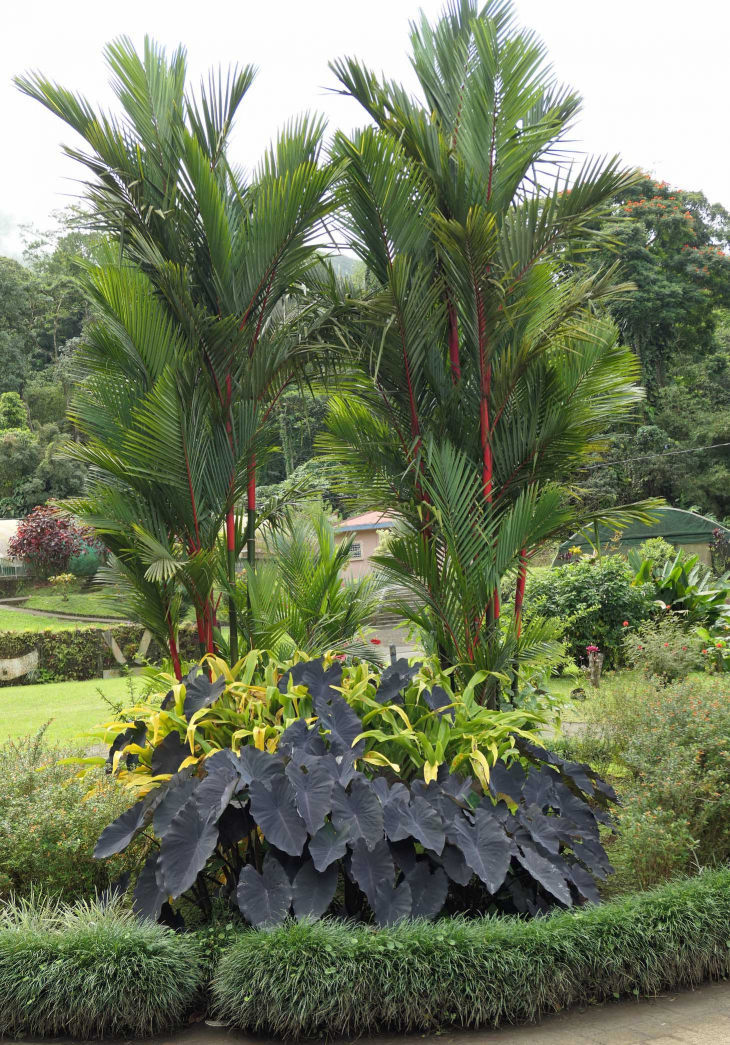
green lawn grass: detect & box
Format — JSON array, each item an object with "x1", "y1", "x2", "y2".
[
  {"x1": 23, "y1": 589, "x2": 126, "y2": 619},
  {"x1": 0, "y1": 608, "x2": 86, "y2": 632},
  {"x1": 0, "y1": 675, "x2": 138, "y2": 745}
]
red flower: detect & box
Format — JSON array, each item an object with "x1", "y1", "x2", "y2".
[
  {"x1": 371, "y1": 638, "x2": 382, "y2": 645},
  {"x1": 663, "y1": 643, "x2": 669, "y2": 647},
  {"x1": 622, "y1": 620, "x2": 629, "y2": 627}
]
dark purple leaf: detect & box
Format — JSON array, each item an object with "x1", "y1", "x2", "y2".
[
  {"x1": 153, "y1": 777, "x2": 200, "y2": 838},
  {"x1": 182, "y1": 666, "x2": 226, "y2": 719},
  {"x1": 488, "y1": 760, "x2": 526, "y2": 804},
  {"x1": 217, "y1": 801, "x2": 254, "y2": 846},
  {"x1": 314, "y1": 687, "x2": 363, "y2": 756},
  {"x1": 522, "y1": 767, "x2": 558, "y2": 809},
  {"x1": 383, "y1": 794, "x2": 445, "y2": 853},
  {"x1": 453, "y1": 807, "x2": 511, "y2": 893},
  {"x1": 374, "y1": 658, "x2": 421, "y2": 704},
  {"x1": 277, "y1": 660, "x2": 309, "y2": 693},
  {"x1": 422, "y1": 685, "x2": 453, "y2": 720},
  {"x1": 331, "y1": 777, "x2": 383, "y2": 848},
  {"x1": 373, "y1": 878, "x2": 412, "y2": 926},
  {"x1": 151, "y1": 731, "x2": 188, "y2": 776},
  {"x1": 285, "y1": 761, "x2": 333, "y2": 835},
  {"x1": 308, "y1": 820, "x2": 351, "y2": 872},
  {"x1": 236, "y1": 857, "x2": 292, "y2": 927},
  {"x1": 249, "y1": 777, "x2": 307, "y2": 856},
  {"x1": 388, "y1": 839, "x2": 417, "y2": 873},
  {"x1": 292, "y1": 859, "x2": 339, "y2": 920},
  {"x1": 434, "y1": 843, "x2": 473, "y2": 886},
  {"x1": 160, "y1": 689, "x2": 175, "y2": 711},
  {"x1": 350, "y1": 836, "x2": 394, "y2": 905},
  {"x1": 133, "y1": 853, "x2": 167, "y2": 922},
  {"x1": 235, "y1": 746, "x2": 286, "y2": 787},
  {"x1": 514, "y1": 837, "x2": 573, "y2": 906},
  {"x1": 519, "y1": 805, "x2": 560, "y2": 855},
  {"x1": 159, "y1": 801, "x2": 219, "y2": 897},
  {"x1": 406, "y1": 862, "x2": 449, "y2": 919},
  {"x1": 94, "y1": 798, "x2": 146, "y2": 858},
  {"x1": 569, "y1": 862, "x2": 601, "y2": 904},
  {"x1": 195, "y1": 755, "x2": 239, "y2": 822},
  {"x1": 279, "y1": 718, "x2": 325, "y2": 756}
]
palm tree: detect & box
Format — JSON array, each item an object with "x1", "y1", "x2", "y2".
[
  {"x1": 17, "y1": 39, "x2": 340, "y2": 673},
  {"x1": 234, "y1": 508, "x2": 384, "y2": 662},
  {"x1": 322, "y1": 0, "x2": 659, "y2": 698}
]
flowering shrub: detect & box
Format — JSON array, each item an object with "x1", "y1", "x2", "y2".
[
  {"x1": 623, "y1": 614, "x2": 703, "y2": 683},
  {"x1": 49, "y1": 572, "x2": 75, "y2": 601},
  {"x1": 697, "y1": 613, "x2": 730, "y2": 673},
  {"x1": 8, "y1": 506, "x2": 99, "y2": 579}
]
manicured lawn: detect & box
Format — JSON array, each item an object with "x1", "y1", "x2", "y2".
[
  {"x1": 23, "y1": 589, "x2": 127, "y2": 619},
  {"x1": 0, "y1": 676, "x2": 138, "y2": 744},
  {"x1": 0, "y1": 608, "x2": 85, "y2": 632}
]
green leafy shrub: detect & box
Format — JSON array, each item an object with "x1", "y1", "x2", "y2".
[
  {"x1": 525, "y1": 556, "x2": 655, "y2": 666},
  {"x1": 90, "y1": 655, "x2": 615, "y2": 925},
  {"x1": 0, "y1": 730, "x2": 148, "y2": 902},
  {"x1": 565, "y1": 674, "x2": 730, "y2": 887},
  {"x1": 0, "y1": 896, "x2": 203, "y2": 1038},
  {"x1": 623, "y1": 613, "x2": 703, "y2": 683},
  {"x1": 697, "y1": 612, "x2": 730, "y2": 672},
  {"x1": 630, "y1": 548, "x2": 730, "y2": 625},
  {"x1": 212, "y1": 868, "x2": 730, "y2": 1038},
  {"x1": 637, "y1": 536, "x2": 678, "y2": 570}
]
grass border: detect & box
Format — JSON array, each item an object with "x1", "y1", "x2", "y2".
[
  {"x1": 213, "y1": 867, "x2": 730, "y2": 1039},
  {"x1": 0, "y1": 897, "x2": 204, "y2": 1039}
]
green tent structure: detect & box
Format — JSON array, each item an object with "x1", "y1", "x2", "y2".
[{"x1": 554, "y1": 508, "x2": 730, "y2": 567}]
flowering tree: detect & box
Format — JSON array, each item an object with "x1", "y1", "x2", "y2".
[{"x1": 8, "y1": 506, "x2": 94, "y2": 578}]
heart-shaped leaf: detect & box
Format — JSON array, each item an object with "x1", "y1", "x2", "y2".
[
  {"x1": 373, "y1": 877, "x2": 412, "y2": 926},
  {"x1": 331, "y1": 777, "x2": 383, "y2": 848},
  {"x1": 235, "y1": 746, "x2": 286, "y2": 787},
  {"x1": 292, "y1": 859, "x2": 339, "y2": 920},
  {"x1": 373, "y1": 658, "x2": 421, "y2": 704},
  {"x1": 314, "y1": 687, "x2": 363, "y2": 756},
  {"x1": 350, "y1": 836, "x2": 393, "y2": 905},
  {"x1": 249, "y1": 776, "x2": 307, "y2": 856},
  {"x1": 151, "y1": 731, "x2": 188, "y2": 776},
  {"x1": 285, "y1": 761, "x2": 334, "y2": 835},
  {"x1": 515, "y1": 837, "x2": 572, "y2": 906},
  {"x1": 406, "y1": 862, "x2": 449, "y2": 919},
  {"x1": 308, "y1": 820, "x2": 350, "y2": 872},
  {"x1": 159, "y1": 801, "x2": 219, "y2": 897},
  {"x1": 453, "y1": 806, "x2": 510, "y2": 893},
  {"x1": 217, "y1": 801, "x2": 254, "y2": 846},
  {"x1": 183, "y1": 666, "x2": 226, "y2": 720},
  {"x1": 236, "y1": 857, "x2": 292, "y2": 927}
]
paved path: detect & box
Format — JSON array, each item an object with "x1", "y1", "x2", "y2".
[{"x1": 135, "y1": 979, "x2": 730, "y2": 1045}]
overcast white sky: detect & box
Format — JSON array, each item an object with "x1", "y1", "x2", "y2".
[{"x1": 1, "y1": 0, "x2": 727, "y2": 258}]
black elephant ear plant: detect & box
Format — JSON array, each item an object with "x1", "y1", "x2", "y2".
[{"x1": 93, "y1": 657, "x2": 617, "y2": 926}]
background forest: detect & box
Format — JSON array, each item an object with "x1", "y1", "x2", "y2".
[{"x1": 2, "y1": 178, "x2": 730, "y2": 524}]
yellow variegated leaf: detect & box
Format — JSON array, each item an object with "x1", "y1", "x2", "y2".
[
  {"x1": 253, "y1": 726, "x2": 267, "y2": 751},
  {"x1": 424, "y1": 760, "x2": 439, "y2": 784},
  {"x1": 362, "y1": 751, "x2": 401, "y2": 773}
]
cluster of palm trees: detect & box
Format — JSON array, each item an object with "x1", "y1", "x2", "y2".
[{"x1": 17, "y1": 0, "x2": 656, "y2": 692}]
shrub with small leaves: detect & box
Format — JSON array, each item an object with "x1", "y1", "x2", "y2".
[{"x1": 623, "y1": 614, "x2": 703, "y2": 683}]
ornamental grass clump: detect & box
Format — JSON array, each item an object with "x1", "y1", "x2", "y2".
[
  {"x1": 212, "y1": 867, "x2": 730, "y2": 1039},
  {"x1": 0, "y1": 895, "x2": 204, "y2": 1039}
]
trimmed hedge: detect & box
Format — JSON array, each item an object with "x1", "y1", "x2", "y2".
[
  {"x1": 0, "y1": 624, "x2": 200, "y2": 685},
  {"x1": 0, "y1": 897, "x2": 204, "y2": 1039},
  {"x1": 213, "y1": 867, "x2": 730, "y2": 1039}
]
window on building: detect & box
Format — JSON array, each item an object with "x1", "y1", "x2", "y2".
[{"x1": 350, "y1": 541, "x2": 363, "y2": 559}]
